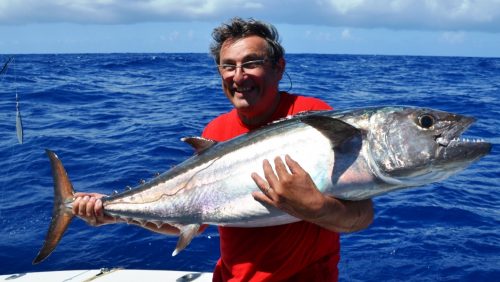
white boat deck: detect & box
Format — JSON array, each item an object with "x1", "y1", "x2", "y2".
[{"x1": 0, "y1": 268, "x2": 213, "y2": 282}]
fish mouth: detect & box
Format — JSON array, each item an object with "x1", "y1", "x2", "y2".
[
  {"x1": 435, "y1": 116, "x2": 492, "y2": 163},
  {"x1": 435, "y1": 115, "x2": 475, "y2": 147}
]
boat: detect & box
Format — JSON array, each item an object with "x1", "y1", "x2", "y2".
[{"x1": 0, "y1": 268, "x2": 212, "y2": 281}]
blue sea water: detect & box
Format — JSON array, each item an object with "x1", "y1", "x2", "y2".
[{"x1": 0, "y1": 53, "x2": 499, "y2": 281}]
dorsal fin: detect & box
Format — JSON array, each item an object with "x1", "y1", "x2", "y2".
[
  {"x1": 300, "y1": 115, "x2": 360, "y2": 147},
  {"x1": 181, "y1": 136, "x2": 217, "y2": 154},
  {"x1": 268, "y1": 110, "x2": 325, "y2": 125}
]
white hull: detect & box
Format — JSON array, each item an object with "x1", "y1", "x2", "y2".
[{"x1": 0, "y1": 268, "x2": 212, "y2": 282}]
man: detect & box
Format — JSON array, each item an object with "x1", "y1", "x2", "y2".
[{"x1": 74, "y1": 18, "x2": 373, "y2": 281}]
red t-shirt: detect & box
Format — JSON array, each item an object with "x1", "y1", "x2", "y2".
[{"x1": 202, "y1": 92, "x2": 339, "y2": 282}]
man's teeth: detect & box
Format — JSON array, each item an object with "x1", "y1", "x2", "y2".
[{"x1": 236, "y1": 87, "x2": 251, "y2": 92}]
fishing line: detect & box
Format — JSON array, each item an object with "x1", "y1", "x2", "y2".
[
  {"x1": 0, "y1": 56, "x2": 22, "y2": 144},
  {"x1": 0, "y1": 56, "x2": 17, "y2": 218},
  {"x1": 0, "y1": 57, "x2": 13, "y2": 76},
  {"x1": 281, "y1": 70, "x2": 293, "y2": 93}
]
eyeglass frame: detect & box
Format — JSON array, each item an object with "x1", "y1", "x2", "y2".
[{"x1": 217, "y1": 59, "x2": 269, "y2": 75}]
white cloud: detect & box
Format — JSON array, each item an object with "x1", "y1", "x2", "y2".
[
  {"x1": 440, "y1": 31, "x2": 466, "y2": 44},
  {"x1": 168, "y1": 30, "x2": 180, "y2": 41},
  {"x1": 341, "y1": 28, "x2": 352, "y2": 40},
  {"x1": 0, "y1": 0, "x2": 499, "y2": 33},
  {"x1": 326, "y1": 0, "x2": 365, "y2": 14}
]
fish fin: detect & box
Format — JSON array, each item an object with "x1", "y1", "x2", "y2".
[
  {"x1": 181, "y1": 137, "x2": 217, "y2": 154},
  {"x1": 151, "y1": 221, "x2": 163, "y2": 229},
  {"x1": 33, "y1": 150, "x2": 75, "y2": 264},
  {"x1": 300, "y1": 115, "x2": 361, "y2": 147},
  {"x1": 172, "y1": 223, "x2": 201, "y2": 256}
]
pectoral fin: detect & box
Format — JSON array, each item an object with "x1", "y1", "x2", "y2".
[
  {"x1": 172, "y1": 223, "x2": 201, "y2": 256},
  {"x1": 300, "y1": 115, "x2": 361, "y2": 147}
]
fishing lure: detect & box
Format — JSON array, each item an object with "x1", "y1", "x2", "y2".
[
  {"x1": 16, "y1": 92, "x2": 23, "y2": 144},
  {"x1": 1, "y1": 56, "x2": 23, "y2": 144}
]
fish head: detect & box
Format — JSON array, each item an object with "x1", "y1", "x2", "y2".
[{"x1": 367, "y1": 107, "x2": 491, "y2": 185}]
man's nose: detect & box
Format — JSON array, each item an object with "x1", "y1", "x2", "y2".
[{"x1": 232, "y1": 66, "x2": 246, "y2": 83}]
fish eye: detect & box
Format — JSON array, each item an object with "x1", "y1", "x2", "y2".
[{"x1": 418, "y1": 114, "x2": 435, "y2": 129}]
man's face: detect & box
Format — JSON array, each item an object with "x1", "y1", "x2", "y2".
[{"x1": 218, "y1": 35, "x2": 284, "y2": 121}]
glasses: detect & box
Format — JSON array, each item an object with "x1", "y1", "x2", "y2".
[{"x1": 217, "y1": 59, "x2": 268, "y2": 75}]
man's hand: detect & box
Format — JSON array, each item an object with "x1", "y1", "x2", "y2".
[
  {"x1": 251, "y1": 155, "x2": 328, "y2": 221},
  {"x1": 251, "y1": 155, "x2": 373, "y2": 233},
  {"x1": 72, "y1": 192, "x2": 116, "y2": 226}
]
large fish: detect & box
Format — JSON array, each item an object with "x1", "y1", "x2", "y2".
[{"x1": 33, "y1": 106, "x2": 491, "y2": 264}]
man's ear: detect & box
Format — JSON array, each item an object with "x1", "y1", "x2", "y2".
[{"x1": 275, "y1": 57, "x2": 286, "y2": 78}]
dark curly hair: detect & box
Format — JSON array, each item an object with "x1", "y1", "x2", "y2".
[{"x1": 210, "y1": 17, "x2": 285, "y2": 65}]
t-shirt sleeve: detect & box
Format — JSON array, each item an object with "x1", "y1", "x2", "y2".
[
  {"x1": 202, "y1": 118, "x2": 219, "y2": 139},
  {"x1": 201, "y1": 111, "x2": 239, "y2": 141},
  {"x1": 310, "y1": 98, "x2": 333, "y2": 111},
  {"x1": 294, "y1": 96, "x2": 333, "y2": 113}
]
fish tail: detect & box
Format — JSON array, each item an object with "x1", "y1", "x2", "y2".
[{"x1": 33, "y1": 149, "x2": 75, "y2": 264}]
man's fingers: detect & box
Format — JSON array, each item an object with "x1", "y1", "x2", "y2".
[
  {"x1": 252, "y1": 190, "x2": 274, "y2": 205},
  {"x1": 72, "y1": 196, "x2": 81, "y2": 214},
  {"x1": 251, "y1": 172, "x2": 266, "y2": 191},
  {"x1": 272, "y1": 156, "x2": 288, "y2": 178},
  {"x1": 79, "y1": 196, "x2": 89, "y2": 216},
  {"x1": 274, "y1": 155, "x2": 305, "y2": 177},
  {"x1": 284, "y1": 154, "x2": 304, "y2": 174},
  {"x1": 262, "y1": 159, "x2": 279, "y2": 185},
  {"x1": 252, "y1": 172, "x2": 273, "y2": 196},
  {"x1": 86, "y1": 197, "x2": 97, "y2": 217},
  {"x1": 95, "y1": 199, "x2": 103, "y2": 217}
]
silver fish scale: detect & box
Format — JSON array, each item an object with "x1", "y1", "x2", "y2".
[{"x1": 103, "y1": 122, "x2": 335, "y2": 227}]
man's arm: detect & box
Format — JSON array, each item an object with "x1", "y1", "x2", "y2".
[
  {"x1": 72, "y1": 193, "x2": 209, "y2": 235},
  {"x1": 251, "y1": 155, "x2": 374, "y2": 233}
]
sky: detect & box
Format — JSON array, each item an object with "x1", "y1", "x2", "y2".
[{"x1": 0, "y1": 0, "x2": 499, "y2": 57}]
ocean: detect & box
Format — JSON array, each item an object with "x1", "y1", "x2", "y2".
[{"x1": 0, "y1": 53, "x2": 498, "y2": 281}]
